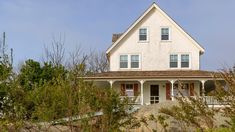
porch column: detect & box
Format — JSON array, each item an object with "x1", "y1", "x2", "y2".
[
  {"x1": 200, "y1": 80, "x2": 207, "y2": 96},
  {"x1": 109, "y1": 80, "x2": 114, "y2": 88},
  {"x1": 139, "y1": 80, "x2": 145, "y2": 105},
  {"x1": 170, "y1": 80, "x2": 176, "y2": 101}
]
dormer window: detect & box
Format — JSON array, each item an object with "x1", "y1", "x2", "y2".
[
  {"x1": 139, "y1": 28, "x2": 147, "y2": 41},
  {"x1": 161, "y1": 27, "x2": 169, "y2": 40},
  {"x1": 120, "y1": 55, "x2": 128, "y2": 68}
]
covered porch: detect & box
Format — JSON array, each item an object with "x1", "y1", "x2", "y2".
[{"x1": 85, "y1": 71, "x2": 222, "y2": 105}]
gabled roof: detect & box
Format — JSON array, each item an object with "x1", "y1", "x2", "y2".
[{"x1": 106, "y1": 2, "x2": 205, "y2": 55}]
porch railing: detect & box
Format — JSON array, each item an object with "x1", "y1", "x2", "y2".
[
  {"x1": 120, "y1": 96, "x2": 227, "y2": 105},
  {"x1": 178, "y1": 96, "x2": 228, "y2": 105},
  {"x1": 203, "y1": 96, "x2": 229, "y2": 105},
  {"x1": 120, "y1": 96, "x2": 141, "y2": 105}
]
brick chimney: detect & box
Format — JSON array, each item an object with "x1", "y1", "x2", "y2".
[{"x1": 112, "y1": 33, "x2": 123, "y2": 43}]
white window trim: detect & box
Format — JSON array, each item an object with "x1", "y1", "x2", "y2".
[
  {"x1": 160, "y1": 26, "x2": 171, "y2": 42},
  {"x1": 119, "y1": 54, "x2": 128, "y2": 69},
  {"x1": 130, "y1": 54, "x2": 140, "y2": 69},
  {"x1": 169, "y1": 54, "x2": 178, "y2": 68},
  {"x1": 169, "y1": 53, "x2": 191, "y2": 69},
  {"x1": 119, "y1": 54, "x2": 142, "y2": 70},
  {"x1": 138, "y1": 27, "x2": 149, "y2": 43},
  {"x1": 181, "y1": 54, "x2": 190, "y2": 68},
  {"x1": 180, "y1": 53, "x2": 191, "y2": 69}
]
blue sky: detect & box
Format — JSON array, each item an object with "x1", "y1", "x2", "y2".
[{"x1": 0, "y1": 0, "x2": 235, "y2": 70}]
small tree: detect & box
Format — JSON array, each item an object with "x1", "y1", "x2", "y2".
[
  {"x1": 76, "y1": 86, "x2": 139, "y2": 131},
  {"x1": 43, "y1": 35, "x2": 65, "y2": 67},
  {"x1": 213, "y1": 68, "x2": 235, "y2": 130},
  {"x1": 0, "y1": 32, "x2": 13, "y2": 117},
  {"x1": 87, "y1": 51, "x2": 109, "y2": 74},
  {"x1": 159, "y1": 83, "x2": 215, "y2": 131},
  {"x1": 18, "y1": 59, "x2": 42, "y2": 91}
]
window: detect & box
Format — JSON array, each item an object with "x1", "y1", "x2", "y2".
[
  {"x1": 120, "y1": 54, "x2": 141, "y2": 69},
  {"x1": 170, "y1": 54, "x2": 190, "y2": 68},
  {"x1": 170, "y1": 54, "x2": 178, "y2": 68},
  {"x1": 120, "y1": 55, "x2": 128, "y2": 68},
  {"x1": 161, "y1": 28, "x2": 169, "y2": 40},
  {"x1": 139, "y1": 28, "x2": 147, "y2": 41},
  {"x1": 131, "y1": 55, "x2": 139, "y2": 68},
  {"x1": 181, "y1": 84, "x2": 189, "y2": 96},
  {"x1": 173, "y1": 84, "x2": 178, "y2": 96},
  {"x1": 125, "y1": 84, "x2": 134, "y2": 96},
  {"x1": 181, "y1": 54, "x2": 189, "y2": 68},
  {"x1": 173, "y1": 83, "x2": 189, "y2": 96}
]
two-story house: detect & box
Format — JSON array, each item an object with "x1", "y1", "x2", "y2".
[{"x1": 85, "y1": 2, "x2": 217, "y2": 105}]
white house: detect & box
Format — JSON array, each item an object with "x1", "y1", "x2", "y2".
[{"x1": 85, "y1": 2, "x2": 219, "y2": 105}]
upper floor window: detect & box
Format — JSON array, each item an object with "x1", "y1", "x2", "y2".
[
  {"x1": 139, "y1": 28, "x2": 147, "y2": 41},
  {"x1": 120, "y1": 55, "x2": 128, "y2": 68},
  {"x1": 161, "y1": 28, "x2": 169, "y2": 40},
  {"x1": 170, "y1": 54, "x2": 178, "y2": 68},
  {"x1": 181, "y1": 54, "x2": 189, "y2": 68},
  {"x1": 131, "y1": 55, "x2": 139, "y2": 68}
]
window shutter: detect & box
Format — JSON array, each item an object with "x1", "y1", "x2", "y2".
[
  {"x1": 190, "y1": 83, "x2": 194, "y2": 96},
  {"x1": 121, "y1": 84, "x2": 125, "y2": 96},
  {"x1": 166, "y1": 83, "x2": 171, "y2": 100},
  {"x1": 134, "y1": 83, "x2": 138, "y2": 96}
]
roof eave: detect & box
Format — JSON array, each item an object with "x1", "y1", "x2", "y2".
[{"x1": 106, "y1": 3, "x2": 156, "y2": 54}]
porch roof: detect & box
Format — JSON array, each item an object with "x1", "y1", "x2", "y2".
[{"x1": 84, "y1": 70, "x2": 219, "y2": 80}]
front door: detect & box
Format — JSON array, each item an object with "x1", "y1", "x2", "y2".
[{"x1": 150, "y1": 85, "x2": 159, "y2": 104}]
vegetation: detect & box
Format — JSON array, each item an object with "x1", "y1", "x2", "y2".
[
  {"x1": 159, "y1": 91, "x2": 215, "y2": 131},
  {"x1": 1, "y1": 32, "x2": 235, "y2": 131},
  {"x1": 0, "y1": 33, "x2": 138, "y2": 131},
  {"x1": 157, "y1": 69, "x2": 235, "y2": 132},
  {"x1": 0, "y1": 32, "x2": 13, "y2": 119},
  {"x1": 213, "y1": 68, "x2": 235, "y2": 131}
]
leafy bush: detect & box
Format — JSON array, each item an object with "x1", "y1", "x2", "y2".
[{"x1": 159, "y1": 83, "x2": 215, "y2": 131}]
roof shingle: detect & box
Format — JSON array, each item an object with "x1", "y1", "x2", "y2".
[{"x1": 84, "y1": 70, "x2": 217, "y2": 80}]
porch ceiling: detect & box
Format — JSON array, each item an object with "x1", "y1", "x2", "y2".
[{"x1": 84, "y1": 70, "x2": 221, "y2": 80}]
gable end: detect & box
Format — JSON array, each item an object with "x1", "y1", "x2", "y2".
[{"x1": 106, "y1": 2, "x2": 205, "y2": 56}]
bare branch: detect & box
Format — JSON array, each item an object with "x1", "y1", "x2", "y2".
[
  {"x1": 43, "y1": 34, "x2": 65, "y2": 66},
  {"x1": 67, "y1": 45, "x2": 82, "y2": 68},
  {"x1": 87, "y1": 50, "x2": 109, "y2": 73}
]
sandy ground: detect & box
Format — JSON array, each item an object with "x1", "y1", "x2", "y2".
[
  {"x1": 13, "y1": 101, "x2": 229, "y2": 132},
  {"x1": 131, "y1": 101, "x2": 229, "y2": 132}
]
